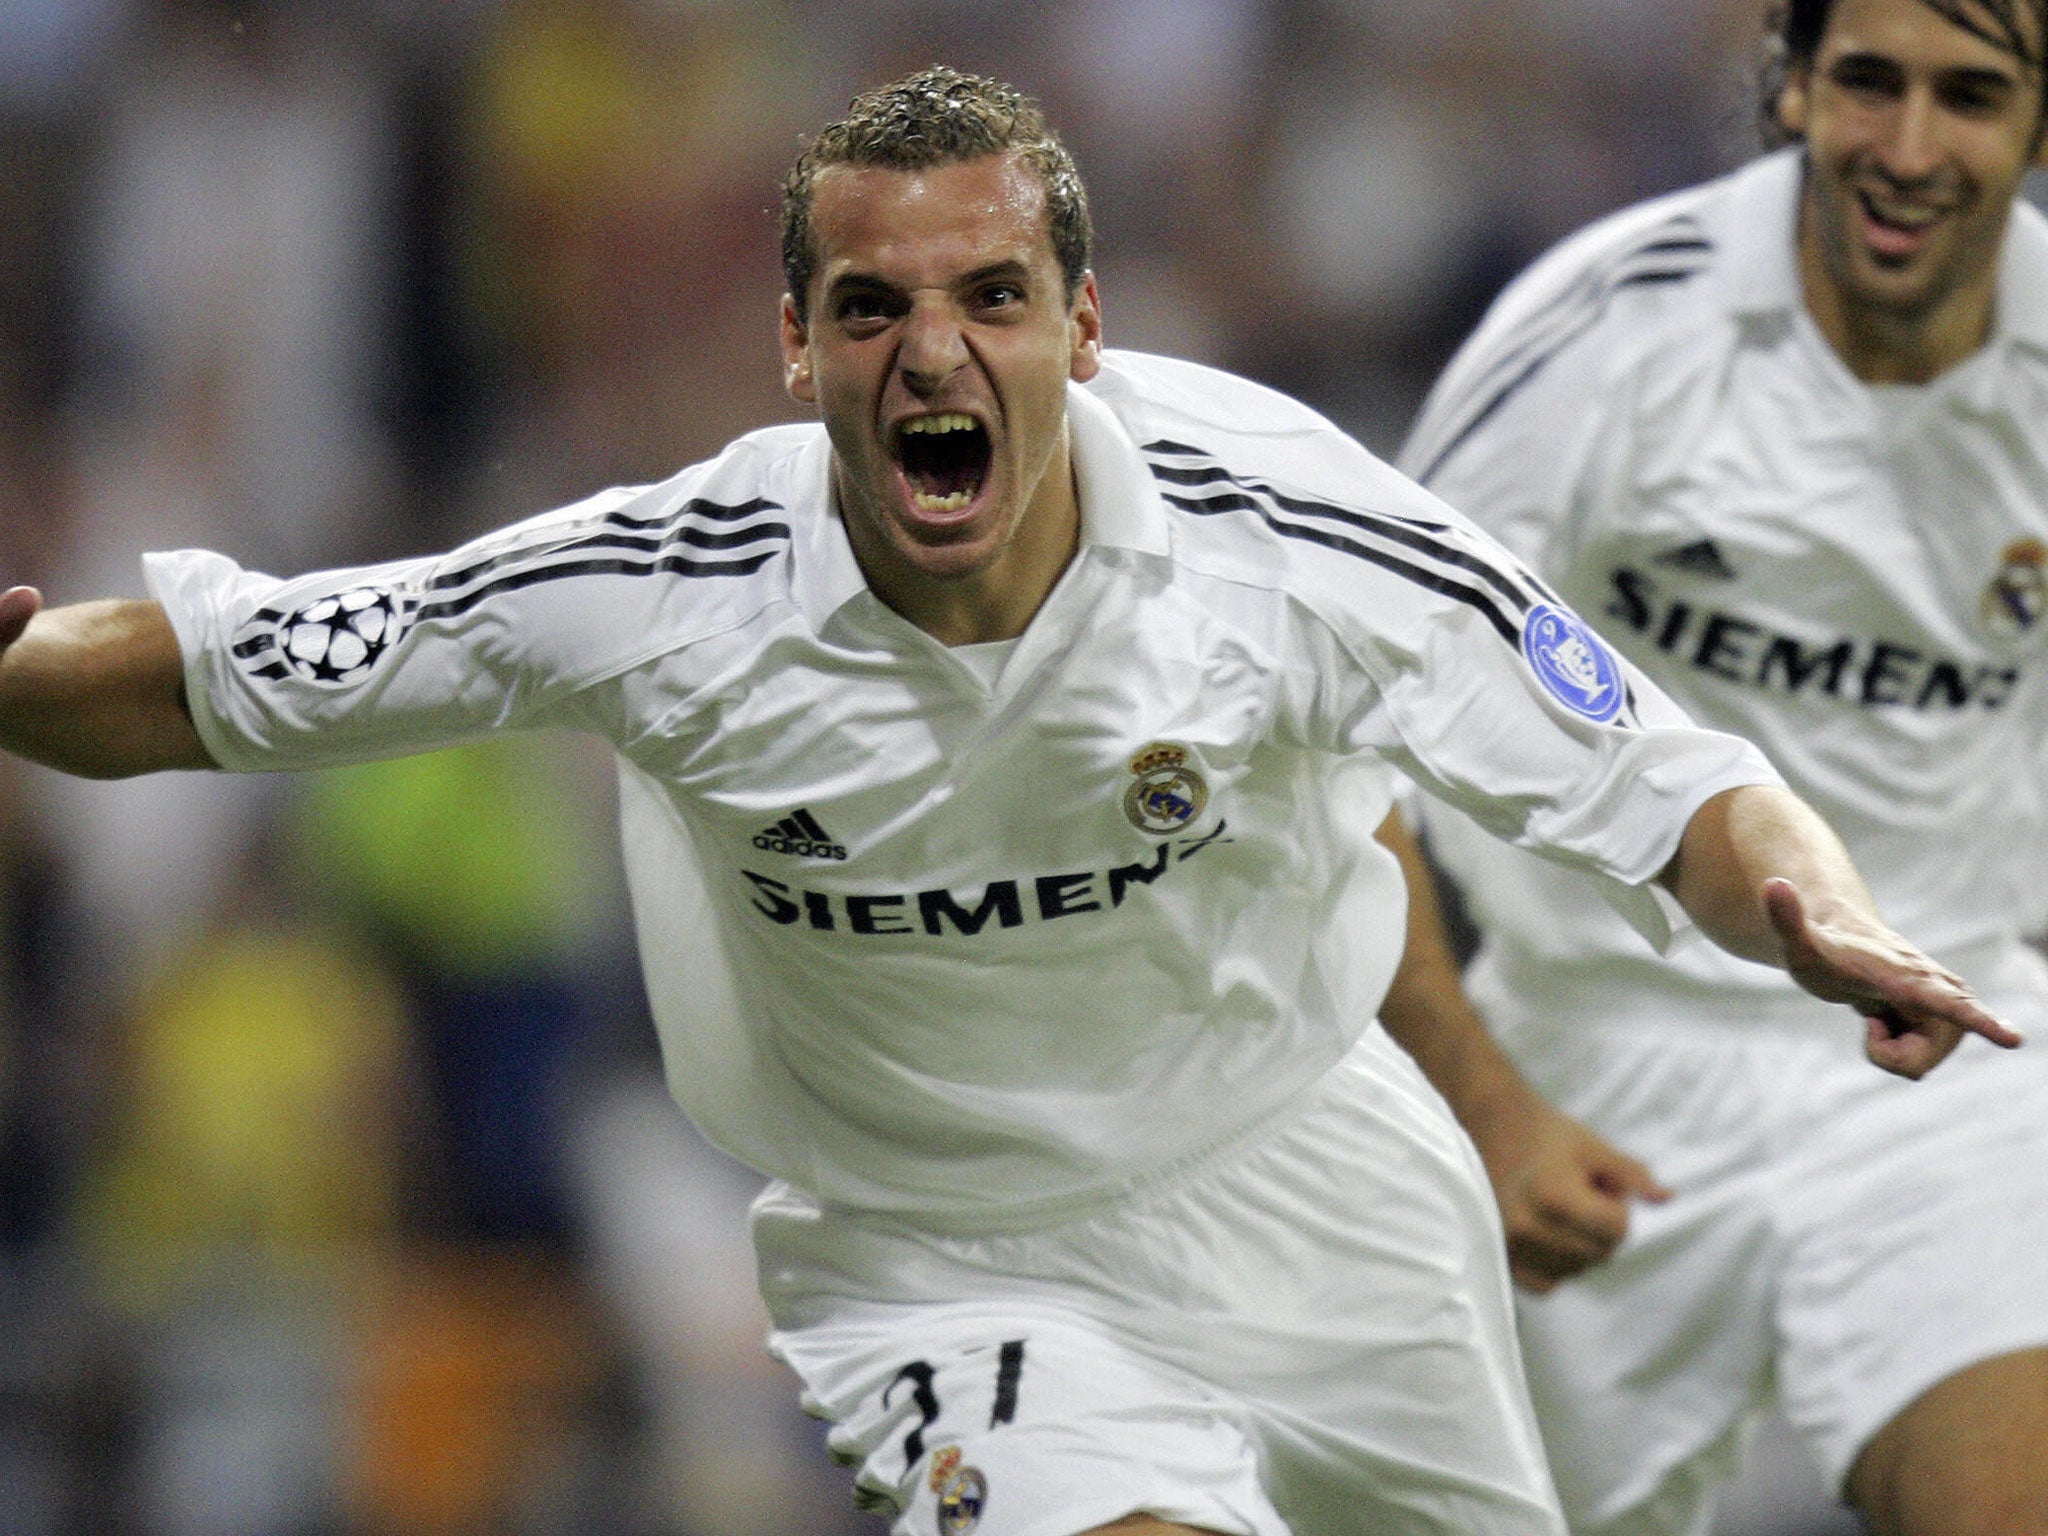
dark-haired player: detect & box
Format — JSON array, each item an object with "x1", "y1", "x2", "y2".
[{"x1": 1403, "y1": 2, "x2": 2048, "y2": 1533}]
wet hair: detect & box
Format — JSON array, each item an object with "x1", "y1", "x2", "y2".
[
  {"x1": 780, "y1": 65, "x2": 1093, "y2": 322},
  {"x1": 1761, "y1": 0, "x2": 2048, "y2": 143}
]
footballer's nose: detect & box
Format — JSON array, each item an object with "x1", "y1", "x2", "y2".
[
  {"x1": 897, "y1": 296, "x2": 970, "y2": 397},
  {"x1": 1876, "y1": 87, "x2": 1945, "y2": 183}
]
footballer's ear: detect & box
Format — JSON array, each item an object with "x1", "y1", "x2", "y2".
[
  {"x1": 780, "y1": 295, "x2": 815, "y2": 403},
  {"x1": 1067, "y1": 272, "x2": 1103, "y2": 384},
  {"x1": 1777, "y1": 65, "x2": 1812, "y2": 140}
]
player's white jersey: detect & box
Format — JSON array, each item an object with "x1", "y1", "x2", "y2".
[
  {"x1": 149, "y1": 350, "x2": 1772, "y2": 1219},
  {"x1": 1404, "y1": 148, "x2": 2048, "y2": 1033}
]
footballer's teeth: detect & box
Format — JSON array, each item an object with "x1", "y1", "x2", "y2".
[
  {"x1": 901, "y1": 412, "x2": 979, "y2": 435},
  {"x1": 1861, "y1": 190, "x2": 1939, "y2": 228},
  {"x1": 896, "y1": 411, "x2": 990, "y2": 511}
]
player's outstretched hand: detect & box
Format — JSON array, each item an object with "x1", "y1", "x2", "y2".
[
  {"x1": 1764, "y1": 877, "x2": 2023, "y2": 1078},
  {"x1": 1471, "y1": 1089, "x2": 1671, "y2": 1293},
  {"x1": 0, "y1": 587, "x2": 40, "y2": 654}
]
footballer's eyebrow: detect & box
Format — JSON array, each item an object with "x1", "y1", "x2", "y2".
[
  {"x1": 1824, "y1": 48, "x2": 1908, "y2": 84},
  {"x1": 954, "y1": 258, "x2": 1036, "y2": 289},
  {"x1": 1941, "y1": 63, "x2": 2025, "y2": 95}
]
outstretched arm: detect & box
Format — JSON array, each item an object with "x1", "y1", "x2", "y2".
[
  {"x1": 1661, "y1": 783, "x2": 2022, "y2": 1077},
  {"x1": 0, "y1": 586, "x2": 215, "y2": 778},
  {"x1": 1374, "y1": 810, "x2": 1669, "y2": 1291}
]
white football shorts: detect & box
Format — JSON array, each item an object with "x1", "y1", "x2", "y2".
[
  {"x1": 1496, "y1": 1002, "x2": 2048, "y2": 1536},
  {"x1": 752, "y1": 1027, "x2": 1568, "y2": 1536}
]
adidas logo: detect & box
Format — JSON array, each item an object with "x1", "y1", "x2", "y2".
[
  {"x1": 753, "y1": 807, "x2": 849, "y2": 861},
  {"x1": 1652, "y1": 539, "x2": 1738, "y2": 580}
]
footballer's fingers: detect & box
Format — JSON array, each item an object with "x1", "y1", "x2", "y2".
[
  {"x1": 1763, "y1": 878, "x2": 2022, "y2": 1079},
  {"x1": 1500, "y1": 1122, "x2": 1669, "y2": 1291},
  {"x1": 0, "y1": 587, "x2": 40, "y2": 652},
  {"x1": 1506, "y1": 1191, "x2": 1637, "y2": 1291},
  {"x1": 1508, "y1": 1245, "x2": 1580, "y2": 1294},
  {"x1": 1861, "y1": 1011, "x2": 1963, "y2": 1079},
  {"x1": 1506, "y1": 1219, "x2": 1614, "y2": 1292}
]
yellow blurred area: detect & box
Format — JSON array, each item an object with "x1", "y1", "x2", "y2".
[
  {"x1": 74, "y1": 920, "x2": 410, "y2": 1313},
  {"x1": 472, "y1": 0, "x2": 777, "y2": 193}
]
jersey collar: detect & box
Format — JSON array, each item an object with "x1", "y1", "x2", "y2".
[
  {"x1": 1721, "y1": 144, "x2": 2048, "y2": 353},
  {"x1": 787, "y1": 429, "x2": 866, "y2": 628},
  {"x1": 787, "y1": 373, "x2": 1174, "y2": 631},
  {"x1": 1996, "y1": 198, "x2": 2048, "y2": 352},
  {"x1": 1067, "y1": 372, "x2": 1174, "y2": 560},
  {"x1": 1721, "y1": 147, "x2": 1807, "y2": 320}
]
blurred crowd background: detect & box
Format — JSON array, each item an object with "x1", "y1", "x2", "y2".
[{"x1": 0, "y1": 0, "x2": 1970, "y2": 1532}]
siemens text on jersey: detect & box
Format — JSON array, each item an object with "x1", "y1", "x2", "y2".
[
  {"x1": 1605, "y1": 566, "x2": 2020, "y2": 712},
  {"x1": 741, "y1": 822, "x2": 1232, "y2": 937}
]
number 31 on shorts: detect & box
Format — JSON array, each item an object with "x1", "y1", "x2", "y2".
[
  {"x1": 869, "y1": 1338, "x2": 1029, "y2": 1531},
  {"x1": 883, "y1": 1338, "x2": 1028, "y2": 1468}
]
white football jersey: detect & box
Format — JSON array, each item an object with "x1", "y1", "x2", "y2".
[
  {"x1": 1404, "y1": 149, "x2": 2048, "y2": 1034},
  {"x1": 150, "y1": 350, "x2": 1773, "y2": 1218}
]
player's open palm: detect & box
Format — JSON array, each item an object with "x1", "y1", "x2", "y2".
[
  {"x1": 1472, "y1": 1090, "x2": 1670, "y2": 1293},
  {"x1": 0, "y1": 587, "x2": 39, "y2": 655},
  {"x1": 1764, "y1": 877, "x2": 2023, "y2": 1079}
]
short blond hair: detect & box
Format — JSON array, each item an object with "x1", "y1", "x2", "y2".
[{"x1": 780, "y1": 65, "x2": 1093, "y2": 320}]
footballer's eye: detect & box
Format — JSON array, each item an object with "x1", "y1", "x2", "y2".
[
  {"x1": 835, "y1": 289, "x2": 902, "y2": 327},
  {"x1": 967, "y1": 278, "x2": 1030, "y2": 317},
  {"x1": 1938, "y1": 72, "x2": 2014, "y2": 116},
  {"x1": 1830, "y1": 56, "x2": 1905, "y2": 102}
]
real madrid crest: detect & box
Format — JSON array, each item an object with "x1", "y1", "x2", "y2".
[
  {"x1": 1981, "y1": 538, "x2": 2048, "y2": 641},
  {"x1": 1123, "y1": 742, "x2": 1207, "y2": 835},
  {"x1": 936, "y1": 1464, "x2": 988, "y2": 1534}
]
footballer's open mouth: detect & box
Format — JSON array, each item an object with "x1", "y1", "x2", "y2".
[
  {"x1": 1854, "y1": 183, "x2": 1954, "y2": 263},
  {"x1": 895, "y1": 412, "x2": 991, "y2": 514}
]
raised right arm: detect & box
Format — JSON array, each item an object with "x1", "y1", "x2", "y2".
[{"x1": 0, "y1": 585, "x2": 215, "y2": 778}]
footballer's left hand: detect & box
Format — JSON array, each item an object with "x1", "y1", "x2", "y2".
[{"x1": 1765, "y1": 877, "x2": 2024, "y2": 1078}]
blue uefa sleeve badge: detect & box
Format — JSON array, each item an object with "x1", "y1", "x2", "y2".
[{"x1": 1520, "y1": 603, "x2": 1624, "y2": 723}]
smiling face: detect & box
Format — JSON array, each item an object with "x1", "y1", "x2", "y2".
[
  {"x1": 1779, "y1": 0, "x2": 2048, "y2": 380},
  {"x1": 780, "y1": 152, "x2": 1103, "y2": 645}
]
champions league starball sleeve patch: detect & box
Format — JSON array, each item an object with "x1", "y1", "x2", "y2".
[
  {"x1": 236, "y1": 584, "x2": 410, "y2": 688},
  {"x1": 1520, "y1": 602, "x2": 1624, "y2": 722}
]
